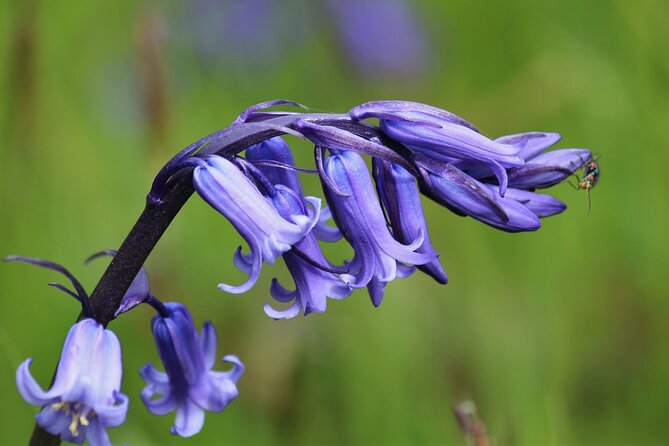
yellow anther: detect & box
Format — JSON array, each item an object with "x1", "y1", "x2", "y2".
[
  {"x1": 51, "y1": 401, "x2": 66, "y2": 411},
  {"x1": 69, "y1": 414, "x2": 80, "y2": 437}
]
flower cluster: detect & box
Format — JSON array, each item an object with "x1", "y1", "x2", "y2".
[
  {"x1": 8, "y1": 99, "x2": 593, "y2": 445},
  {"x1": 5, "y1": 255, "x2": 243, "y2": 445},
  {"x1": 154, "y1": 100, "x2": 591, "y2": 318}
]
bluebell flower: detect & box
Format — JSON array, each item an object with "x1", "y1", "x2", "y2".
[
  {"x1": 191, "y1": 155, "x2": 320, "y2": 293},
  {"x1": 245, "y1": 136, "x2": 341, "y2": 242},
  {"x1": 322, "y1": 150, "x2": 436, "y2": 306},
  {"x1": 485, "y1": 186, "x2": 567, "y2": 218},
  {"x1": 17, "y1": 319, "x2": 128, "y2": 446},
  {"x1": 264, "y1": 183, "x2": 353, "y2": 318},
  {"x1": 507, "y1": 148, "x2": 592, "y2": 190},
  {"x1": 349, "y1": 100, "x2": 524, "y2": 196},
  {"x1": 373, "y1": 158, "x2": 447, "y2": 284},
  {"x1": 140, "y1": 302, "x2": 243, "y2": 438},
  {"x1": 414, "y1": 154, "x2": 541, "y2": 232},
  {"x1": 495, "y1": 132, "x2": 562, "y2": 160}
]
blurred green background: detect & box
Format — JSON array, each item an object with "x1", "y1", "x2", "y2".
[{"x1": 1, "y1": 0, "x2": 668, "y2": 444}]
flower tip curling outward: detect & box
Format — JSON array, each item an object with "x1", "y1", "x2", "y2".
[
  {"x1": 414, "y1": 154, "x2": 541, "y2": 233},
  {"x1": 348, "y1": 100, "x2": 525, "y2": 197},
  {"x1": 140, "y1": 302, "x2": 243, "y2": 438},
  {"x1": 16, "y1": 318, "x2": 128, "y2": 446},
  {"x1": 507, "y1": 148, "x2": 592, "y2": 190}
]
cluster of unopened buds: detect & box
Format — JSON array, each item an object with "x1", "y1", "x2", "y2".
[{"x1": 7, "y1": 100, "x2": 593, "y2": 445}]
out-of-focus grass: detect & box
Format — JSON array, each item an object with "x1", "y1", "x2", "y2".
[{"x1": 1, "y1": 0, "x2": 668, "y2": 444}]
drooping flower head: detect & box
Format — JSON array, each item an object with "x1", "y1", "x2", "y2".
[
  {"x1": 140, "y1": 301, "x2": 243, "y2": 438},
  {"x1": 188, "y1": 154, "x2": 320, "y2": 293},
  {"x1": 321, "y1": 150, "x2": 436, "y2": 306},
  {"x1": 149, "y1": 99, "x2": 593, "y2": 316},
  {"x1": 4, "y1": 256, "x2": 128, "y2": 446},
  {"x1": 243, "y1": 137, "x2": 352, "y2": 318},
  {"x1": 17, "y1": 319, "x2": 128, "y2": 446}
]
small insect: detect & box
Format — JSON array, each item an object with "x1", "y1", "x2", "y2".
[{"x1": 571, "y1": 156, "x2": 600, "y2": 213}]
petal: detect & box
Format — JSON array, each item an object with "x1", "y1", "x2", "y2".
[
  {"x1": 35, "y1": 406, "x2": 72, "y2": 440},
  {"x1": 16, "y1": 359, "x2": 59, "y2": 406},
  {"x1": 488, "y1": 186, "x2": 567, "y2": 218},
  {"x1": 193, "y1": 156, "x2": 309, "y2": 266},
  {"x1": 220, "y1": 355, "x2": 245, "y2": 383},
  {"x1": 396, "y1": 264, "x2": 416, "y2": 279},
  {"x1": 199, "y1": 322, "x2": 218, "y2": 371},
  {"x1": 367, "y1": 277, "x2": 387, "y2": 307},
  {"x1": 139, "y1": 363, "x2": 169, "y2": 387},
  {"x1": 416, "y1": 156, "x2": 541, "y2": 232},
  {"x1": 232, "y1": 247, "x2": 254, "y2": 274},
  {"x1": 313, "y1": 205, "x2": 342, "y2": 242},
  {"x1": 495, "y1": 132, "x2": 561, "y2": 160},
  {"x1": 245, "y1": 136, "x2": 305, "y2": 195},
  {"x1": 171, "y1": 398, "x2": 206, "y2": 438},
  {"x1": 84, "y1": 418, "x2": 112, "y2": 446},
  {"x1": 324, "y1": 151, "x2": 436, "y2": 266},
  {"x1": 141, "y1": 387, "x2": 177, "y2": 416},
  {"x1": 380, "y1": 113, "x2": 523, "y2": 167},
  {"x1": 508, "y1": 148, "x2": 592, "y2": 189},
  {"x1": 95, "y1": 391, "x2": 129, "y2": 428},
  {"x1": 264, "y1": 301, "x2": 302, "y2": 319},
  {"x1": 217, "y1": 240, "x2": 263, "y2": 294},
  {"x1": 373, "y1": 159, "x2": 447, "y2": 284},
  {"x1": 269, "y1": 278, "x2": 297, "y2": 303}
]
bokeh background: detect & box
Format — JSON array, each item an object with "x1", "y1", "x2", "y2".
[{"x1": 1, "y1": 0, "x2": 668, "y2": 444}]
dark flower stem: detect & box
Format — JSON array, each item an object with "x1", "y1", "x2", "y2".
[
  {"x1": 29, "y1": 114, "x2": 393, "y2": 446},
  {"x1": 28, "y1": 170, "x2": 195, "y2": 446}
]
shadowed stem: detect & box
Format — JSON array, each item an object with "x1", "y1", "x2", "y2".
[{"x1": 28, "y1": 113, "x2": 397, "y2": 445}]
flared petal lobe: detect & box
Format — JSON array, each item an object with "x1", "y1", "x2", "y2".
[
  {"x1": 16, "y1": 319, "x2": 127, "y2": 446},
  {"x1": 140, "y1": 302, "x2": 243, "y2": 438},
  {"x1": 258, "y1": 165, "x2": 352, "y2": 319}
]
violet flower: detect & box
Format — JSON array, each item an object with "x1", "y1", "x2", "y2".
[
  {"x1": 190, "y1": 155, "x2": 320, "y2": 293},
  {"x1": 414, "y1": 154, "x2": 541, "y2": 232},
  {"x1": 322, "y1": 150, "x2": 436, "y2": 306},
  {"x1": 264, "y1": 183, "x2": 353, "y2": 319},
  {"x1": 245, "y1": 136, "x2": 341, "y2": 242},
  {"x1": 17, "y1": 320, "x2": 127, "y2": 446},
  {"x1": 140, "y1": 302, "x2": 243, "y2": 438},
  {"x1": 373, "y1": 158, "x2": 447, "y2": 284},
  {"x1": 5, "y1": 255, "x2": 128, "y2": 446},
  {"x1": 349, "y1": 100, "x2": 524, "y2": 196},
  {"x1": 507, "y1": 148, "x2": 592, "y2": 189}
]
